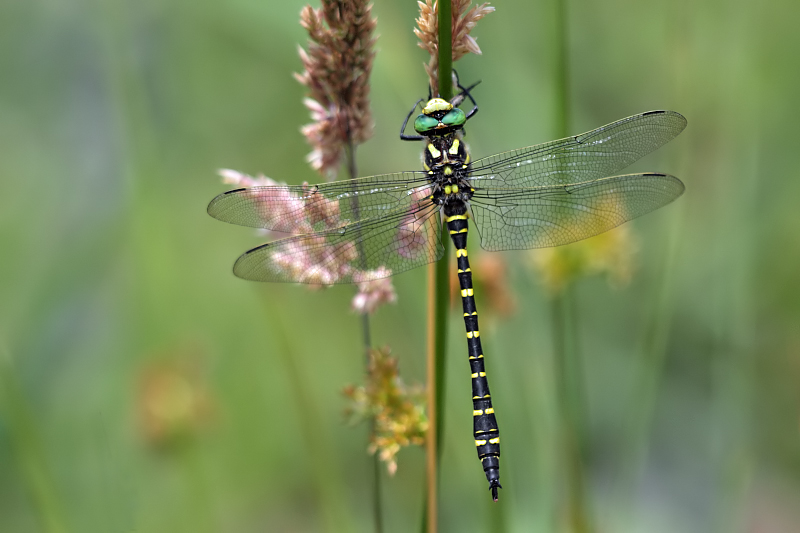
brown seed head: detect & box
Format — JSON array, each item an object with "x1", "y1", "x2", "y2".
[{"x1": 297, "y1": 0, "x2": 378, "y2": 179}]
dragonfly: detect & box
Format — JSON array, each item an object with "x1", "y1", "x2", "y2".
[{"x1": 207, "y1": 83, "x2": 686, "y2": 501}]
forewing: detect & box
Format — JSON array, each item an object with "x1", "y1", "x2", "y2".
[
  {"x1": 467, "y1": 111, "x2": 686, "y2": 189},
  {"x1": 207, "y1": 171, "x2": 430, "y2": 233},
  {"x1": 470, "y1": 173, "x2": 685, "y2": 251},
  {"x1": 232, "y1": 195, "x2": 444, "y2": 284}
]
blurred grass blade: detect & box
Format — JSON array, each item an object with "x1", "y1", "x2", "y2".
[{"x1": 0, "y1": 347, "x2": 69, "y2": 533}]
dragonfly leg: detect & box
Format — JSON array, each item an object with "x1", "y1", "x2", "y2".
[{"x1": 400, "y1": 98, "x2": 425, "y2": 141}]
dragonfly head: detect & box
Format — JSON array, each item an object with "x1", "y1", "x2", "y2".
[{"x1": 414, "y1": 98, "x2": 467, "y2": 136}]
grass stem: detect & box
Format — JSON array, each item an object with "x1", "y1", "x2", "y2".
[
  {"x1": 424, "y1": 3, "x2": 453, "y2": 531},
  {"x1": 551, "y1": 0, "x2": 592, "y2": 530},
  {"x1": 345, "y1": 139, "x2": 383, "y2": 533},
  {"x1": 260, "y1": 296, "x2": 354, "y2": 533},
  {"x1": 551, "y1": 291, "x2": 592, "y2": 533},
  {"x1": 0, "y1": 348, "x2": 68, "y2": 533}
]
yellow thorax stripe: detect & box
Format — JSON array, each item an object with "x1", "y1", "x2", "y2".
[{"x1": 422, "y1": 98, "x2": 452, "y2": 113}]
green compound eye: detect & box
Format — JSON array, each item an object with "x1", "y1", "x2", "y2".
[
  {"x1": 414, "y1": 114, "x2": 439, "y2": 133},
  {"x1": 441, "y1": 108, "x2": 466, "y2": 127}
]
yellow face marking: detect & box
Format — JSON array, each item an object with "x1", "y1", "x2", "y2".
[
  {"x1": 456, "y1": 249, "x2": 468, "y2": 257},
  {"x1": 489, "y1": 437, "x2": 500, "y2": 445},
  {"x1": 444, "y1": 166, "x2": 453, "y2": 176},
  {"x1": 423, "y1": 98, "x2": 453, "y2": 113},
  {"x1": 473, "y1": 410, "x2": 483, "y2": 416},
  {"x1": 427, "y1": 143, "x2": 441, "y2": 159},
  {"x1": 452, "y1": 184, "x2": 459, "y2": 193},
  {"x1": 444, "y1": 184, "x2": 452, "y2": 194},
  {"x1": 449, "y1": 139, "x2": 460, "y2": 155},
  {"x1": 475, "y1": 439, "x2": 487, "y2": 446},
  {"x1": 485, "y1": 408, "x2": 494, "y2": 414}
]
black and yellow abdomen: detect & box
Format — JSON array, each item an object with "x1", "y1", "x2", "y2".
[{"x1": 444, "y1": 201, "x2": 502, "y2": 501}]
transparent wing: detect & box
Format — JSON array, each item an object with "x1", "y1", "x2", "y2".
[
  {"x1": 232, "y1": 196, "x2": 444, "y2": 284},
  {"x1": 208, "y1": 171, "x2": 431, "y2": 234},
  {"x1": 467, "y1": 111, "x2": 686, "y2": 188},
  {"x1": 469, "y1": 173, "x2": 684, "y2": 251}
]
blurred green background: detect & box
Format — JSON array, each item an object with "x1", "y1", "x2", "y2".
[{"x1": 2, "y1": 0, "x2": 799, "y2": 531}]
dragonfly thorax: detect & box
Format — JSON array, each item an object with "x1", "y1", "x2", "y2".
[
  {"x1": 425, "y1": 134, "x2": 474, "y2": 210},
  {"x1": 423, "y1": 134, "x2": 470, "y2": 171}
]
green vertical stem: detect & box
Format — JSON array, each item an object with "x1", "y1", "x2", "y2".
[
  {"x1": 260, "y1": 296, "x2": 354, "y2": 533},
  {"x1": 616, "y1": 211, "x2": 683, "y2": 509},
  {"x1": 437, "y1": 0, "x2": 453, "y2": 100},
  {"x1": 424, "y1": 3, "x2": 453, "y2": 532},
  {"x1": 551, "y1": 289, "x2": 591, "y2": 533},
  {"x1": 434, "y1": 0, "x2": 453, "y2": 470},
  {"x1": 553, "y1": 0, "x2": 570, "y2": 141},
  {"x1": 344, "y1": 142, "x2": 382, "y2": 533},
  {"x1": 0, "y1": 348, "x2": 68, "y2": 533},
  {"x1": 551, "y1": 0, "x2": 592, "y2": 530}
]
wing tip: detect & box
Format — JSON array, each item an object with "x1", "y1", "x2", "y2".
[
  {"x1": 207, "y1": 188, "x2": 248, "y2": 218},
  {"x1": 641, "y1": 109, "x2": 688, "y2": 131}
]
